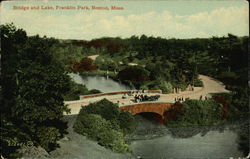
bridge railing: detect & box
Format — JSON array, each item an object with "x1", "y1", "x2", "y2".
[{"x1": 79, "y1": 90, "x2": 162, "y2": 99}]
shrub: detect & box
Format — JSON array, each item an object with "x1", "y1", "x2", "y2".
[
  {"x1": 157, "y1": 81, "x2": 173, "y2": 94},
  {"x1": 88, "y1": 89, "x2": 102, "y2": 94},
  {"x1": 192, "y1": 78, "x2": 203, "y2": 87},
  {"x1": 118, "y1": 111, "x2": 137, "y2": 134},
  {"x1": 166, "y1": 99, "x2": 224, "y2": 127},
  {"x1": 73, "y1": 114, "x2": 113, "y2": 139},
  {"x1": 63, "y1": 80, "x2": 89, "y2": 101},
  {"x1": 63, "y1": 80, "x2": 102, "y2": 101},
  {"x1": 36, "y1": 126, "x2": 61, "y2": 152},
  {"x1": 80, "y1": 98, "x2": 120, "y2": 121},
  {"x1": 73, "y1": 99, "x2": 136, "y2": 153},
  {"x1": 98, "y1": 129, "x2": 130, "y2": 153},
  {"x1": 73, "y1": 113, "x2": 131, "y2": 153}
]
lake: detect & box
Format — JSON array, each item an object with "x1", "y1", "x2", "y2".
[{"x1": 69, "y1": 73, "x2": 134, "y2": 92}]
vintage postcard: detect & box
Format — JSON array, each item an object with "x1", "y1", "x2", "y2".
[{"x1": 1, "y1": 0, "x2": 249, "y2": 159}]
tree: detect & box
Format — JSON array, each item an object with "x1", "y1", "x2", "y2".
[
  {"x1": 1, "y1": 24, "x2": 71, "y2": 157},
  {"x1": 71, "y1": 57, "x2": 98, "y2": 72},
  {"x1": 118, "y1": 66, "x2": 149, "y2": 87},
  {"x1": 1, "y1": 23, "x2": 30, "y2": 158}
]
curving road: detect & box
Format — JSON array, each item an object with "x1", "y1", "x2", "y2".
[
  {"x1": 159, "y1": 74, "x2": 229, "y2": 101},
  {"x1": 64, "y1": 75, "x2": 229, "y2": 115}
]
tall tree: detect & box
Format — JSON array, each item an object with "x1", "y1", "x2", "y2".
[{"x1": 1, "y1": 24, "x2": 71, "y2": 158}]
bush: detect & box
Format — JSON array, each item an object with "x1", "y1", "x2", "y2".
[
  {"x1": 73, "y1": 114, "x2": 113, "y2": 139},
  {"x1": 88, "y1": 89, "x2": 102, "y2": 94},
  {"x1": 157, "y1": 81, "x2": 173, "y2": 94},
  {"x1": 166, "y1": 99, "x2": 224, "y2": 127},
  {"x1": 193, "y1": 78, "x2": 203, "y2": 87},
  {"x1": 73, "y1": 113, "x2": 130, "y2": 153},
  {"x1": 142, "y1": 80, "x2": 173, "y2": 94},
  {"x1": 211, "y1": 90, "x2": 249, "y2": 119},
  {"x1": 98, "y1": 129, "x2": 130, "y2": 153},
  {"x1": 36, "y1": 126, "x2": 61, "y2": 152},
  {"x1": 73, "y1": 99, "x2": 136, "y2": 153},
  {"x1": 219, "y1": 71, "x2": 238, "y2": 80},
  {"x1": 63, "y1": 80, "x2": 102, "y2": 101},
  {"x1": 63, "y1": 80, "x2": 89, "y2": 101},
  {"x1": 80, "y1": 99, "x2": 120, "y2": 121},
  {"x1": 118, "y1": 111, "x2": 137, "y2": 134}
]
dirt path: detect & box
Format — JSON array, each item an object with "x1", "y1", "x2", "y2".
[
  {"x1": 159, "y1": 74, "x2": 229, "y2": 101},
  {"x1": 64, "y1": 75, "x2": 229, "y2": 115}
]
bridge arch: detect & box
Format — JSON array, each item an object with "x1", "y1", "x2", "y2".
[
  {"x1": 120, "y1": 102, "x2": 174, "y2": 122},
  {"x1": 136, "y1": 112, "x2": 164, "y2": 123}
]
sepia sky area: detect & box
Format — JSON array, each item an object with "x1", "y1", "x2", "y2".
[{"x1": 1, "y1": 0, "x2": 249, "y2": 40}]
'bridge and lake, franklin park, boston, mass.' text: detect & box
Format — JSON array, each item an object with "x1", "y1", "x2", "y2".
[{"x1": 12, "y1": 5, "x2": 124, "y2": 11}]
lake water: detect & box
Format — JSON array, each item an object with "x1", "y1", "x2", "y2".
[
  {"x1": 69, "y1": 73, "x2": 134, "y2": 93},
  {"x1": 129, "y1": 116, "x2": 246, "y2": 158}
]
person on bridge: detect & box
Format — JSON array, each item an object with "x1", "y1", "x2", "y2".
[{"x1": 122, "y1": 93, "x2": 127, "y2": 99}]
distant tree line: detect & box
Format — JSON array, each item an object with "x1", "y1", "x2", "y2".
[{"x1": 61, "y1": 34, "x2": 247, "y2": 92}]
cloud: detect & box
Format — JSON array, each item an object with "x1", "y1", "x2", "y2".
[{"x1": 1, "y1": 5, "x2": 248, "y2": 40}]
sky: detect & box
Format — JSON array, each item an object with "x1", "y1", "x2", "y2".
[{"x1": 1, "y1": 0, "x2": 249, "y2": 40}]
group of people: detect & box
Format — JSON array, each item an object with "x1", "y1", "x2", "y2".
[
  {"x1": 174, "y1": 96, "x2": 186, "y2": 102},
  {"x1": 199, "y1": 95, "x2": 208, "y2": 100},
  {"x1": 121, "y1": 90, "x2": 160, "y2": 103},
  {"x1": 174, "y1": 95, "x2": 209, "y2": 102},
  {"x1": 122, "y1": 90, "x2": 145, "y2": 99},
  {"x1": 134, "y1": 94, "x2": 160, "y2": 103},
  {"x1": 127, "y1": 90, "x2": 145, "y2": 96}
]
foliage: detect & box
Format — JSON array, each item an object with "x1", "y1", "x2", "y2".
[
  {"x1": 74, "y1": 114, "x2": 113, "y2": 138},
  {"x1": 63, "y1": 79, "x2": 101, "y2": 101},
  {"x1": 118, "y1": 111, "x2": 137, "y2": 134},
  {"x1": 63, "y1": 80, "x2": 89, "y2": 101},
  {"x1": 79, "y1": 99, "x2": 120, "y2": 121},
  {"x1": 211, "y1": 90, "x2": 249, "y2": 119},
  {"x1": 36, "y1": 126, "x2": 61, "y2": 151},
  {"x1": 164, "y1": 102, "x2": 183, "y2": 123},
  {"x1": 1, "y1": 23, "x2": 248, "y2": 156},
  {"x1": 166, "y1": 99, "x2": 224, "y2": 127},
  {"x1": 73, "y1": 99, "x2": 136, "y2": 153},
  {"x1": 118, "y1": 66, "x2": 149, "y2": 88},
  {"x1": 94, "y1": 55, "x2": 119, "y2": 71},
  {"x1": 1, "y1": 24, "x2": 70, "y2": 157},
  {"x1": 98, "y1": 129, "x2": 130, "y2": 153},
  {"x1": 88, "y1": 89, "x2": 102, "y2": 94},
  {"x1": 71, "y1": 57, "x2": 98, "y2": 72}
]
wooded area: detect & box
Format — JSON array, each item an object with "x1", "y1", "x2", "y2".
[{"x1": 1, "y1": 23, "x2": 248, "y2": 158}]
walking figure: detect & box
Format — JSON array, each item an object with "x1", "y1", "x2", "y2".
[{"x1": 199, "y1": 95, "x2": 202, "y2": 100}]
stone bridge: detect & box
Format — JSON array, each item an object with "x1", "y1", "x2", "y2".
[{"x1": 120, "y1": 102, "x2": 175, "y2": 122}]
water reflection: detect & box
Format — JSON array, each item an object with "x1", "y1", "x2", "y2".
[{"x1": 128, "y1": 115, "x2": 247, "y2": 158}]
